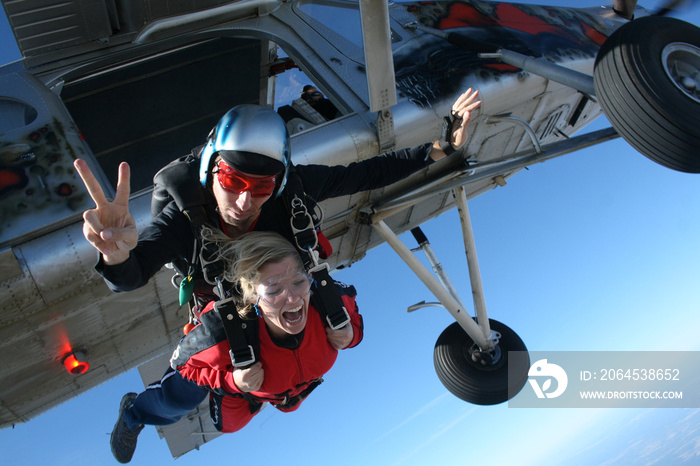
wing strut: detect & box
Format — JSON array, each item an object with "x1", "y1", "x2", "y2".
[
  {"x1": 359, "y1": 0, "x2": 397, "y2": 152},
  {"x1": 372, "y1": 186, "x2": 497, "y2": 351}
]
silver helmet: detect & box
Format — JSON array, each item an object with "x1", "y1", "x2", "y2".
[{"x1": 199, "y1": 105, "x2": 290, "y2": 196}]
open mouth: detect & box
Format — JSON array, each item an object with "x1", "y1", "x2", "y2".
[{"x1": 282, "y1": 305, "x2": 304, "y2": 324}]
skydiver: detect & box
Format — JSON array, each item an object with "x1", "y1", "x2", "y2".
[
  {"x1": 74, "y1": 88, "x2": 481, "y2": 463},
  {"x1": 113, "y1": 231, "x2": 362, "y2": 460},
  {"x1": 75, "y1": 88, "x2": 481, "y2": 292}
]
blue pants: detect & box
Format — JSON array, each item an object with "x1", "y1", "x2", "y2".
[{"x1": 125, "y1": 367, "x2": 208, "y2": 430}]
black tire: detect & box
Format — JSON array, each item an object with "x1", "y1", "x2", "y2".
[
  {"x1": 433, "y1": 319, "x2": 529, "y2": 405},
  {"x1": 593, "y1": 16, "x2": 700, "y2": 173}
]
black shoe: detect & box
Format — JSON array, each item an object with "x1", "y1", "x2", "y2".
[{"x1": 110, "y1": 392, "x2": 144, "y2": 463}]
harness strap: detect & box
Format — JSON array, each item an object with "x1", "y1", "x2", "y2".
[
  {"x1": 232, "y1": 377, "x2": 325, "y2": 411},
  {"x1": 282, "y1": 165, "x2": 349, "y2": 330},
  {"x1": 214, "y1": 297, "x2": 259, "y2": 368},
  {"x1": 199, "y1": 237, "x2": 226, "y2": 286},
  {"x1": 152, "y1": 152, "x2": 209, "y2": 217},
  {"x1": 154, "y1": 150, "x2": 221, "y2": 308},
  {"x1": 274, "y1": 377, "x2": 324, "y2": 410},
  {"x1": 289, "y1": 194, "x2": 318, "y2": 253},
  {"x1": 284, "y1": 165, "x2": 322, "y2": 263},
  {"x1": 309, "y1": 264, "x2": 351, "y2": 330}
]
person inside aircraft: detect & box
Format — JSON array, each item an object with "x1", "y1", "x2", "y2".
[
  {"x1": 299, "y1": 84, "x2": 340, "y2": 121},
  {"x1": 277, "y1": 84, "x2": 340, "y2": 128},
  {"x1": 74, "y1": 88, "x2": 480, "y2": 462},
  {"x1": 109, "y1": 230, "x2": 363, "y2": 462}
]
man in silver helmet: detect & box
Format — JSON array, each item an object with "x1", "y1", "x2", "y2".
[
  {"x1": 74, "y1": 89, "x2": 481, "y2": 463},
  {"x1": 75, "y1": 89, "x2": 481, "y2": 298}
]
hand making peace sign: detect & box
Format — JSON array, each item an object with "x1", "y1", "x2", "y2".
[{"x1": 74, "y1": 159, "x2": 138, "y2": 265}]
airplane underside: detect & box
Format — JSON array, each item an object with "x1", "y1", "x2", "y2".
[{"x1": 1, "y1": 0, "x2": 699, "y2": 458}]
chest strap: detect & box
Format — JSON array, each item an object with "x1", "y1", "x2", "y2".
[
  {"x1": 214, "y1": 295, "x2": 259, "y2": 369},
  {"x1": 308, "y1": 263, "x2": 350, "y2": 330}
]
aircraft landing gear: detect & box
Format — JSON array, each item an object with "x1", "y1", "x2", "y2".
[
  {"x1": 372, "y1": 186, "x2": 529, "y2": 405},
  {"x1": 434, "y1": 319, "x2": 529, "y2": 405},
  {"x1": 594, "y1": 16, "x2": 700, "y2": 173}
]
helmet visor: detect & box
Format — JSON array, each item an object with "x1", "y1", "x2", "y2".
[{"x1": 214, "y1": 161, "x2": 277, "y2": 197}]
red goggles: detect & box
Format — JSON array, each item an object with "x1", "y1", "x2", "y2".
[{"x1": 214, "y1": 161, "x2": 277, "y2": 197}]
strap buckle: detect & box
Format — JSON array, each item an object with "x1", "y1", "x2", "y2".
[
  {"x1": 229, "y1": 346, "x2": 256, "y2": 368},
  {"x1": 325, "y1": 308, "x2": 350, "y2": 331}
]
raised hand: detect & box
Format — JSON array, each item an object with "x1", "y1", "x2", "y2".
[
  {"x1": 74, "y1": 159, "x2": 137, "y2": 264},
  {"x1": 449, "y1": 87, "x2": 482, "y2": 149},
  {"x1": 430, "y1": 88, "x2": 482, "y2": 160}
]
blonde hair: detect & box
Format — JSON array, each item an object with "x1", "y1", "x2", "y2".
[{"x1": 201, "y1": 228, "x2": 303, "y2": 317}]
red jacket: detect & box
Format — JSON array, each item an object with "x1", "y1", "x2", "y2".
[{"x1": 174, "y1": 287, "x2": 362, "y2": 432}]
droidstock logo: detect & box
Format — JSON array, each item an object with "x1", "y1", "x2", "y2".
[{"x1": 528, "y1": 359, "x2": 569, "y2": 399}]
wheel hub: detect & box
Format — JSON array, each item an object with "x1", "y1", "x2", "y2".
[
  {"x1": 662, "y1": 42, "x2": 700, "y2": 104},
  {"x1": 467, "y1": 329, "x2": 503, "y2": 368},
  {"x1": 469, "y1": 344, "x2": 502, "y2": 366}
]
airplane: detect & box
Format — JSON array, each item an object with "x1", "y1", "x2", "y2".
[{"x1": 1, "y1": 0, "x2": 698, "y2": 458}]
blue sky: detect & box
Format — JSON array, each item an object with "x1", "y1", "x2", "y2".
[{"x1": 1, "y1": 1, "x2": 699, "y2": 465}]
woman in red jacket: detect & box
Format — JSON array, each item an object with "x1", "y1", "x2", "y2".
[{"x1": 173, "y1": 231, "x2": 363, "y2": 433}]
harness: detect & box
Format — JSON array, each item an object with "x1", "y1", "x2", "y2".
[
  {"x1": 208, "y1": 375, "x2": 325, "y2": 430},
  {"x1": 282, "y1": 164, "x2": 350, "y2": 331},
  {"x1": 170, "y1": 277, "x2": 358, "y2": 424},
  {"x1": 153, "y1": 149, "x2": 351, "y2": 369}
]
